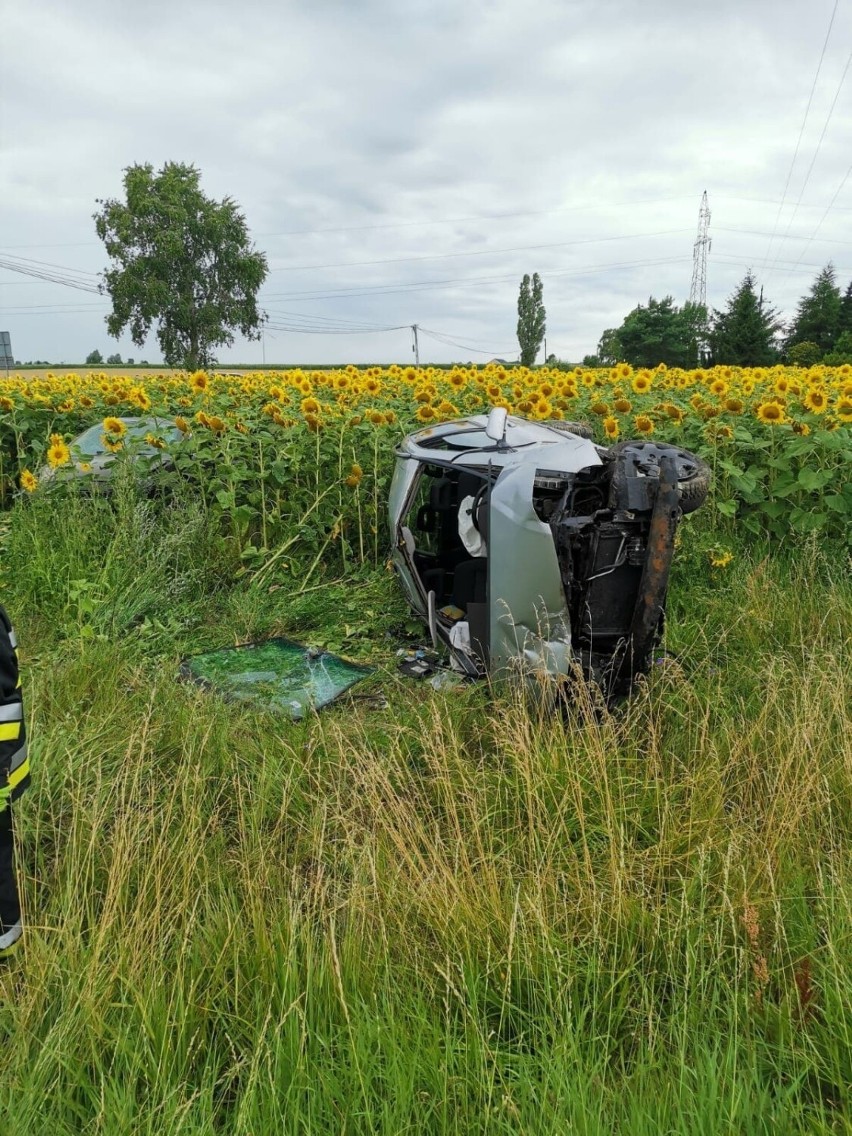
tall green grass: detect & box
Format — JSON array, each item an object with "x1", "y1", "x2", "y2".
[{"x1": 0, "y1": 488, "x2": 849, "y2": 1134}]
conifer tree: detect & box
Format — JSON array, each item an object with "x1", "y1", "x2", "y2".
[
  {"x1": 709, "y1": 271, "x2": 781, "y2": 366},
  {"x1": 786, "y1": 264, "x2": 841, "y2": 354}
]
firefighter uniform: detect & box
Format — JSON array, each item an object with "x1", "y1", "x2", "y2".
[{"x1": 0, "y1": 605, "x2": 29, "y2": 956}]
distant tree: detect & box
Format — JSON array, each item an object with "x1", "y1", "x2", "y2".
[
  {"x1": 709, "y1": 271, "x2": 781, "y2": 366},
  {"x1": 127, "y1": 357, "x2": 135, "y2": 365},
  {"x1": 786, "y1": 263, "x2": 841, "y2": 353},
  {"x1": 94, "y1": 162, "x2": 268, "y2": 371},
  {"x1": 821, "y1": 330, "x2": 852, "y2": 365},
  {"x1": 595, "y1": 326, "x2": 622, "y2": 367},
  {"x1": 106, "y1": 353, "x2": 123, "y2": 365},
  {"x1": 788, "y1": 341, "x2": 823, "y2": 368},
  {"x1": 516, "y1": 272, "x2": 546, "y2": 367},
  {"x1": 85, "y1": 349, "x2": 103, "y2": 365},
  {"x1": 603, "y1": 296, "x2": 707, "y2": 368},
  {"x1": 837, "y1": 280, "x2": 852, "y2": 338}
]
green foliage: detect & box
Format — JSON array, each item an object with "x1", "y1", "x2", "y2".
[
  {"x1": 821, "y1": 329, "x2": 852, "y2": 365},
  {"x1": 599, "y1": 297, "x2": 708, "y2": 368},
  {"x1": 679, "y1": 417, "x2": 852, "y2": 544},
  {"x1": 710, "y1": 271, "x2": 781, "y2": 365},
  {"x1": 85, "y1": 350, "x2": 103, "y2": 366},
  {"x1": 106, "y1": 353, "x2": 122, "y2": 365},
  {"x1": 94, "y1": 162, "x2": 268, "y2": 371},
  {"x1": 786, "y1": 264, "x2": 842, "y2": 353},
  {"x1": 516, "y1": 272, "x2": 546, "y2": 367},
  {"x1": 788, "y1": 340, "x2": 823, "y2": 367}
]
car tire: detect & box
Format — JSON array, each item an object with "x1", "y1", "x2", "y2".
[
  {"x1": 547, "y1": 419, "x2": 595, "y2": 440},
  {"x1": 607, "y1": 440, "x2": 711, "y2": 515}
]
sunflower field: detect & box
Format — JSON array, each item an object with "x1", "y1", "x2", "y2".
[
  {"x1": 2, "y1": 362, "x2": 850, "y2": 559},
  {"x1": 0, "y1": 362, "x2": 851, "y2": 1132}
]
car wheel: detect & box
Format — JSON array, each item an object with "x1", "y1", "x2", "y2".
[{"x1": 607, "y1": 440, "x2": 711, "y2": 514}]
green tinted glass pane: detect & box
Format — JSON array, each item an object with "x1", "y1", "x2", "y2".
[{"x1": 181, "y1": 639, "x2": 372, "y2": 718}]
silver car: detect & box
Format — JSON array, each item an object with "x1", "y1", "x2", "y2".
[
  {"x1": 38, "y1": 416, "x2": 185, "y2": 489},
  {"x1": 389, "y1": 409, "x2": 710, "y2": 700}
]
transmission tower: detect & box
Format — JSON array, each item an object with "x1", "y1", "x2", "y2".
[{"x1": 689, "y1": 190, "x2": 711, "y2": 308}]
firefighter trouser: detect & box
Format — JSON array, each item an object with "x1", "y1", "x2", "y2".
[{"x1": 0, "y1": 806, "x2": 21, "y2": 948}]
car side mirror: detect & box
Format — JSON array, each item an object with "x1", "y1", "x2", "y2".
[{"x1": 485, "y1": 406, "x2": 508, "y2": 442}]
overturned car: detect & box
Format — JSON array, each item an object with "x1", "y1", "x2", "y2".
[{"x1": 389, "y1": 409, "x2": 710, "y2": 701}]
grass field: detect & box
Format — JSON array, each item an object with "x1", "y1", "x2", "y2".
[
  {"x1": 0, "y1": 471, "x2": 849, "y2": 1135},
  {"x1": 0, "y1": 363, "x2": 849, "y2": 1133}
]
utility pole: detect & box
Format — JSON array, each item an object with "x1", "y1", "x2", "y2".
[
  {"x1": 411, "y1": 323, "x2": 420, "y2": 365},
  {"x1": 689, "y1": 190, "x2": 711, "y2": 309}
]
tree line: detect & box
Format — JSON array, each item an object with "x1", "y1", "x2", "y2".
[{"x1": 583, "y1": 266, "x2": 852, "y2": 369}]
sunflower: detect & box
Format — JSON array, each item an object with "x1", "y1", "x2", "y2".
[
  {"x1": 756, "y1": 401, "x2": 786, "y2": 425},
  {"x1": 103, "y1": 416, "x2": 126, "y2": 437},
  {"x1": 633, "y1": 414, "x2": 654, "y2": 435},
  {"x1": 368, "y1": 409, "x2": 385, "y2": 425},
  {"x1": 130, "y1": 388, "x2": 151, "y2": 411},
  {"x1": 632, "y1": 373, "x2": 652, "y2": 395},
  {"x1": 723, "y1": 397, "x2": 744, "y2": 414},
  {"x1": 0, "y1": 396, "x2": 13, "y2": 413},
  {"x1": 709, "y1": 550, "x2": 734, "y2": 569},
  {"x1": 792, "y1": 421, "x2": 811, "y2": 436},
  {"x1": 802, "y1": 388, "x2": 828, "y2": 414},
  {"x1": 835, "y1": 395, "x2": 852, "y2": 422},
  {"x1": 416, "y1": 405, "x2": 436, "y2": 422},
  {"x1": 207, "y1": 416, "x2": 227, "y2": 434},
  {"x1": 345, "y1": 463, "x2": 363, "y2": 489},
  {"x1": 19, "y1": 469, "x2": 37, "y2": 493},
  {"x1": 47, "y1": 436, "x2": 71, "y2": 467},
  {"x1": 301, "y1": 397, "x2": 320, "y2": 415},
  {"x1": 710, "y1": 379, "x2": 729, "y2": 397},
  {"x1": 175, "y1": 415, "x2": 190, "y2": 433},
  {"x1": 590, "y1": 401, "x2": 609, "y2": 416},
  {"x1": 190, "y1": 371, "x2": 209, "y2": 393},
  {"x1": 603, "y1": 416, "x2": 620, "y2": 440},
  {"x1": 364, "y1": 377, "x2": 382, "y2": 395},
  {"x1": 613, "y1": 397, "x2": 632, "y2": 414},
  {"x1": 144, "y1": 433, "x2": 166, "y2": 449},
  {"x1": 79, "y1": 395, "x2": 94, "y2": 409},
  {"x1": 102, "y1": 436, "x2": 123, "y2": 453},
  {"x1": 57, "y1": 399, "x2": 75, "y2": 413}
]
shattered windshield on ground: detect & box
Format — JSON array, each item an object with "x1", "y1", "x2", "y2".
[{"x1": 181, "y1": 638, "x2": 372, "y2": 718}]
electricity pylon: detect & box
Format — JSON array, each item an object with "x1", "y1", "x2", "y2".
[{"x1": 689, "y1": 191, "x2": 711, "y2": 308}]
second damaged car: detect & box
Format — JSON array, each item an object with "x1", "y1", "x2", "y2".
[{"x1": 389, "y1": 408, "x2": 710, "y2": 702}]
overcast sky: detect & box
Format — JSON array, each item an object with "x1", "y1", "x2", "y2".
[{"x1": 3, "y1": 0, "x2": 852, "y2": 366}]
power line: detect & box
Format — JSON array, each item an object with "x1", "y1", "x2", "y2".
[
  {"x1": 0, "y1": 257, "x2": 101, "y2": 293},
  {"x1": 758, "y1": 0, "x2": 841, "y2": 276},
  {"x1": 265, "y1": 228, "x2": 693, "y2": 273},
  {"x1": 258, "y1": 255, "x2": 691, "y2": 304},
  {"x1": 774, "y1": 156, "x2": 852, "y2": 285},
  {"x1": 764, "y1": 43, "x2": 852, "y2": 281},
  {"x1": 418, "y1": 326, "x2": 515, "y2": 356}
]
